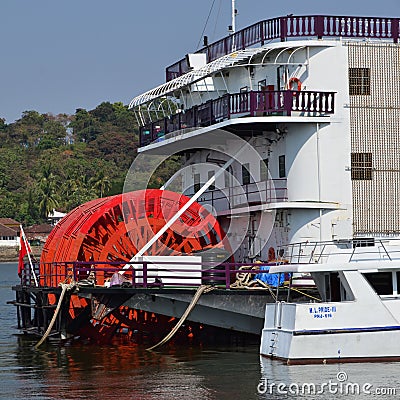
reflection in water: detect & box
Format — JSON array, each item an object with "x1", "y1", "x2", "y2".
[
  {"x1": 259, "y1": 356, "x2": 400, "y2": 399},
  {"x1": 13, "y1": 337, "x2": 261, "y2": 400},
  {"x1": 1, "y1": 263, "x2": 261, "y2": 400}
]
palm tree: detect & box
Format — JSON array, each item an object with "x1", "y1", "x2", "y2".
[
  {"x1": 90, "y1": 170, "x2": 111, "y2": 198},
  {"x1": 37, "y1": 165, "x2": 60, "y2": 220}
]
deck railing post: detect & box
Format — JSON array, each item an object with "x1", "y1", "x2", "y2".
[
  {"x1": 283, "y1": 91, "x2": 292, "y2": 116},
  {"x1": 315, "y1": 15, "x2": 324, "y2": 39},
  {"x1": 132, "y1": 267, "x2": 136, "y2": 288},
  {"x1": 226, "y1": 94, "x2": 231, "y2": 119},
  {"x1": 225, "y1": 263, "x2": 230, "y2": 289},
  {"x1": 260, "y1": 20, "x2": 265, "y2": 45},
  {"x1": 143, "y1": 262, "x2": 147, "y2": 288},
  {"x1": 392, "y1": 18, "x2": 399, "y2": 43},
  {"x1": 280, "y1": 17, "x2": 287, "y2": 41},
  {"x1": 73, "y1": 262, "x2": 77, "y2": 282},
  {"x1": 250, "y1": 91, "x2": 256, "y2": 116}
]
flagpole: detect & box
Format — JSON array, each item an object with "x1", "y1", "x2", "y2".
[{"x1": 20, "y1": 225, "x2": 38, "y2": 287}]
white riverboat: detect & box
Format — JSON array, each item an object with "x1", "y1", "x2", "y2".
[{"x1": 13, "y1": 10, "x2": 400, "y2": 350}]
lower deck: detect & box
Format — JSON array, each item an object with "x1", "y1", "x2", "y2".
[{"x1": 11, "y1": 283, "x2": 317, "y2": 347}]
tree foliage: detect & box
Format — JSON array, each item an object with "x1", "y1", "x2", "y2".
[
  {"x1": 0, "y1": 103, "x2": 139, "y2": 224},
  {"x1": 0, "y1": 101, "x2": 181, "y2": 225}
]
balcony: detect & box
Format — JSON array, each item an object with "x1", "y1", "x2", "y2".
[
  {"x1": 139, "y1": 90, "x2": 335, "y2": 147},
  {"x1": 195, "y1": 179, "x2": 288, "y2": 214},
  {"x1": 166, "y1": 15, "x2": 400, "y2": 81}
]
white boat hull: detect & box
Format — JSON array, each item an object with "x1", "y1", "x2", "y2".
[{"x1": 261, "y1": 327, "x2": 400, "y2": 364}]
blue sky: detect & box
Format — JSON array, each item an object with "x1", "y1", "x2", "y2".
[{"x1": 1, "y1": 0, "x2": 398, "y2": 123}]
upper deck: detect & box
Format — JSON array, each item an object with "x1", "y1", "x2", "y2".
[
  {"x1": 129, "y1": 14, "x2": 400, "y2": 152},
  {"x1": 166, "y1": 15, "x2": 400, "y2": 81}
]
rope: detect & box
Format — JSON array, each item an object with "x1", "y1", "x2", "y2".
[
  {"x1": 230, "y1": 265, "x2": 257, "y2": 288},
  {"x1": 34, "y1": 282, "x2": 76, "y2": 349},
  {"x1": 254, "y1": 279, "x2": 277, "y2": 300},
  {"x1": 196, "y1": 0, "x2": 217, "y2": 49},
  {"x1": 283, "y1": 285, "x2": 322, "y2": 302},
  {"x1": 146, "y1": 284, "x2": 213, "y2": 351}
]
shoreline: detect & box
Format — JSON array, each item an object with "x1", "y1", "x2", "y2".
[{"x1": 0, "y1": 246, "x2": 42, "y2": 263}]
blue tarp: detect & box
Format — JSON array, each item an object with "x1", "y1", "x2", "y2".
[{"x1": 254, "y1": 265, "x2": 286, "y2": 287}]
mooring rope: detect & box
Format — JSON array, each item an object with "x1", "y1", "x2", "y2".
[
  {"x1": 34, "y1": 282, "x2": 76, "y2": 350},
  {"x1": 282, "y1": 285, "x2": 322, "y2": 302},
  {"x1": 146, "y1": 284, "x2": 214, "y2": 351}
]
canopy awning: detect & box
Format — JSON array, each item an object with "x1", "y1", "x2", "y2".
[{"x1": 128, "y1": 46, "x2": 270, "y2": 109}]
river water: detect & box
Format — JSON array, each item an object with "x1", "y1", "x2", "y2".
[{"x1": 1, "y1": 262, "x2": 399, "y2": 399}]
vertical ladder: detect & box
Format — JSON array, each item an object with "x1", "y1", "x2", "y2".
[
  {"x1": 269, "y1": 300, "x2": 283, "y2": 357},
  {"x1": 269, "y1": 330, "x2": 279, "y2": 356}
]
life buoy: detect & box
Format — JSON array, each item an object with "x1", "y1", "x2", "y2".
[{"x1": 288, "y1": 77, "x2": 302, "y2": 91}]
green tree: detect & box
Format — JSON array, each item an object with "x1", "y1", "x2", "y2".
[
  {"x1": 0, "y1": 102, "x2": 143, "y2": 223},
  {"x1": 90, "y1": 170, "x2": 111, "y2": 198},
  {"x1": 70, "y1": 108, "x2": 99, "y2": 143},
  {"x1": 36, "y1": 164, "x2": 60, "y2": 220}
]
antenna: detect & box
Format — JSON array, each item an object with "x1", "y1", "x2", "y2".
[
  {"x1": 231, "y1": 0, "x2": 236, "y2": 35},
  {"x1": 229, "y1": 0, "x2": 237, "y2": 51}
]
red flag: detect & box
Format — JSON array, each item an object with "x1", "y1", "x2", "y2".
[{"x1": 18, "y1": 228, "x2": 31, "y2": 276}]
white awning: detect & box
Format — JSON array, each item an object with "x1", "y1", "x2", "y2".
[{"x1": 128, "y1": 46, "x2": 269, "y2": 109}]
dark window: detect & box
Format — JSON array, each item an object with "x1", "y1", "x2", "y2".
[
  {"x1": 364, "y1": 272, "x2": 393, "y2": 295},
  {"x1": 242, "y1": 163, "x2": 250, "y2": 185},
  {"x1": 207, "y1": 170, "x2": 215, "y2": 190},
  {"x1": 279, "y1": 155, "x2": 286, "y2": 178},
  {"x1": 396, "y1": 272, "x2": 400, "y2": 292},
  {"x1": 258, "y1": 79, "x2": 267, "y2": 91},
  {"x1": 194, "y1": 173, "x2": 201, "y2": 193},
  {"x1": 349, "y1": 67, "x2": 370, "y2": 95},
  {"x1": 352, "y1": 237, "x2": 375, "y2": 248},
  {"x1": 324, "y1": 273, "x2": 341, "y2": 302},
  {"x1": 351, "y1": 153, "x2": 372, "y2": 180},
  {"x1": 260, "y1": 158, "x2": 269, "y2": 181}
]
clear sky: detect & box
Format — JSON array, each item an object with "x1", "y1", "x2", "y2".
[{"x1": 1, "y1": 0, "x2": 398, "y2": 123}]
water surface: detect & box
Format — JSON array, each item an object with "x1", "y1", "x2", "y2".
[{"x1": 1, "y1": 262, "x2": 399, "y2": 399}]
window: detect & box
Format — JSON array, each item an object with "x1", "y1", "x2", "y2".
[
  {"x1": 349, "y1": 67, "x2": 370, "y2": 95},
  {"x1": 324, "y1": 273, "x2": 341, "y2": 302},
  {"x1": 194, "y1": 173, "x2": 201, "y2": 193},
  {"x1": 278, "y1": 155, "x2": 286, "y2": 178},
  {"x1": 207, "y1": 170, "x2": 215, "y2": 190},
  {"x1": 364, "y1": 272, "x2": 393, "y2": 295},
  {"x1": 242, "y1": 163, "x2": 250, "y2": 185},
  {"x1": 352, "y1": 238, "x2": 375, "y2": 248},
  {"x1": 224, "y1": 171, "x2": 230, "y2": 188},
  {"x1": 260, "y1": 158, "x2": 269, "y2": 181},
  {"x1": 351, "y1": 153, "x2": 372, "y2": 180}
]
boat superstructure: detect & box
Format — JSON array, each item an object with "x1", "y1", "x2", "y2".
[
  {"x1": 131, "y1": 15, "x2": 400, "y2": 261},
  {"x1": 11, "y1": 14, "x2": 400, "y2": 351}
]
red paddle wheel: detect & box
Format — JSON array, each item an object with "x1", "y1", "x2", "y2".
[
  {"x1": 41, "y1": 189, "x2": 229, "y2": 286},
  {"x1": 40, "y1": 189, "x2": 231, "y2": 344}
]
